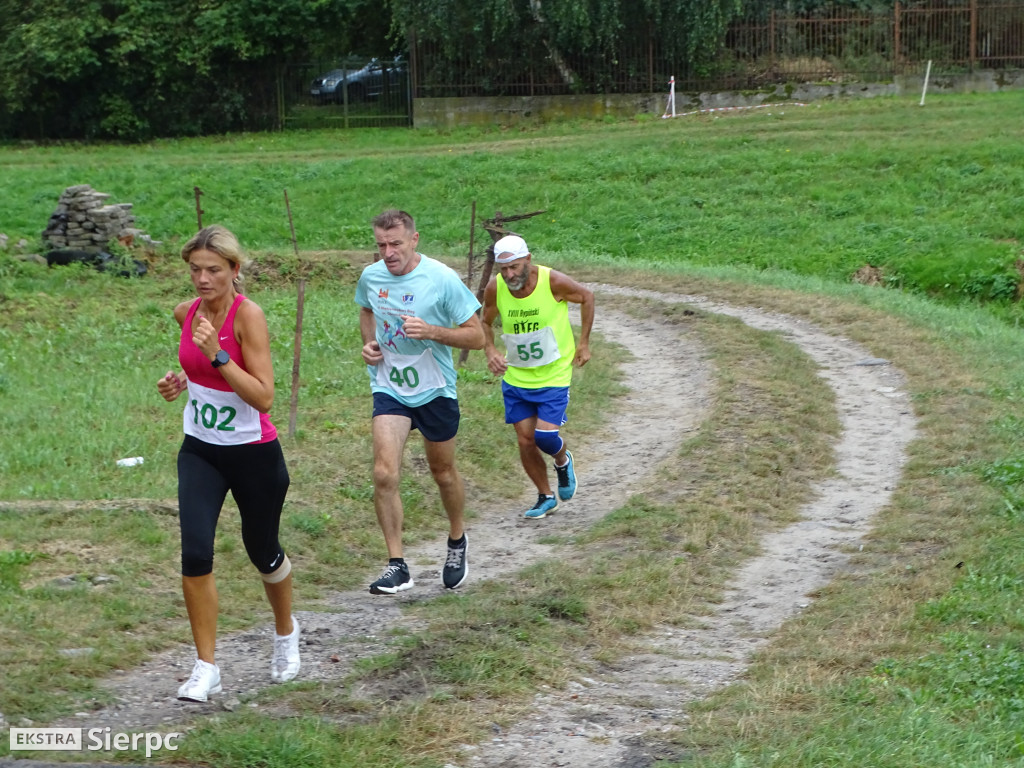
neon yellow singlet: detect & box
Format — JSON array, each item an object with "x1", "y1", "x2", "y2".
[{"x1": 496, "y1": 266, "x2": 575, "y2": 388}]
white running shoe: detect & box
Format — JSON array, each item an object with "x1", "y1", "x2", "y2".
[
  {"x1": 271, "y1": 615, "x2": 301, "y2": 682},
  {"x1": 177, "y1": 658, "x2": 222, "y2": 702}
]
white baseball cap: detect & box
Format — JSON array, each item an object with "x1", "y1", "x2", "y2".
[{"x1": 493, "y1": 235, "x2": 530, "y2": 263}]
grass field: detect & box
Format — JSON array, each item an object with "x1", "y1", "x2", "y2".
[
  {"x1": 3, "y1": 91, "x2": 1024, "y2": 312},
  {"x1": 3, "y1": 92, "x2": 1024, "y2": 766}
]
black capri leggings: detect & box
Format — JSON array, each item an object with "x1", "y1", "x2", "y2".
[{"x1": 177, "y1": 435, "x2": 290, "y2": 578}]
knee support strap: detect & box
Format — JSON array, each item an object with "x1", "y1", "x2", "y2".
[
  {"x1": 534, "y1": 429, "x2": 564, "y2": 457},
  {"x1": 260, "y1": 554, "x2": 292, "y2": 584}
]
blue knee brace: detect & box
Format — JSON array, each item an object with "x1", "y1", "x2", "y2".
[{"x1": 534, "y1": 429, "x2": 564, "y2": 457}]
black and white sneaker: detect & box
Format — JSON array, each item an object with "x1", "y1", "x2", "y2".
[
  {"x1": 442, "y1": 534, "x2": 468, "y2": 590},
  {"x1": 369, "y1": 561, "x2": 414, "y2": 595}
]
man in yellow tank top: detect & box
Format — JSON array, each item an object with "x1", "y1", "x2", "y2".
[{"x1": 482, "y1": 235, "x2": 595, "y2": 519}]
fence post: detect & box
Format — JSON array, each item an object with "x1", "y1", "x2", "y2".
[
  {"x1": 970, "y1": 0, "x2": 978, "y2": 70},
  {"x1": 342, "y1": 56, "x2": 350, "y2": 130},
  {"x1": 648, "y1": 25, "x2": 654, "y2": 93},
  {"x1": 408, "y1": 27, "x2": 418, "y2": 100},
  {"x1": 894, "y1": 1, "x2": 901, "y2": 75},
  {"x1": 276, "y1": 61, "x2": 285, "y2": 132}
]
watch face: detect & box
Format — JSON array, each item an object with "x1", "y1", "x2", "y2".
[{"x1": 213, "y1": 350, "x2": 230, "y2": 367}]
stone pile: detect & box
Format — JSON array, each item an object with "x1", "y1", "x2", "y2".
[{"x1": 41, "y1": 184, "x2": 144, "y2": 252}]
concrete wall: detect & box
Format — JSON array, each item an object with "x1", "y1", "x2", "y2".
[
  {"x1": 412, "y1": 69, "x2": 1024, "y2": 128},
  {"x1": 413, "y1": 93, "x2": 664, "y2": 128}
]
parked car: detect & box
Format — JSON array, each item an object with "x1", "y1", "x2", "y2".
[{"x1": 310, "y1": 57, "x2": 407, "y2": 104}]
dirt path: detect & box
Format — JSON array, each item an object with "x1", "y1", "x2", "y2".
[
  {"x1": 454, "y1": 287, "x2": 917, "y2": 768},
  {"x1": 33, "y1": 287, "x2": 915, "y2": 768}
]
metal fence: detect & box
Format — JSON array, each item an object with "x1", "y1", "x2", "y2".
[
  {"x1": 278, "y1": 1, "x2": 1024, "y2": 129},
  {"x1": 283, "y1": 56, "x2": 412, "y2": 130},
  {"x1": 407, "y1": 0, "x2": 1024, "y2": 98}
]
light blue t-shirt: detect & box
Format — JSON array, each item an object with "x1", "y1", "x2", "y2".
[{"x1": 355, "y1": 254, "x2": 481, "y2": 406}]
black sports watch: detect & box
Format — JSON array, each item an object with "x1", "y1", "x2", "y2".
[{"x1": 212, "y1": 350, "x2": 231, "y2": 368}]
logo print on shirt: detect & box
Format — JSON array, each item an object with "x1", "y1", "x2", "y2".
[
  {"x1": 402, "y1": 294, "x2": 414, "y2": 304},
  {"x1": 378, "y1": 288, "x2": 389, "y2": 299},
  {"x1": 382, "y1": 319, "x2": 408, "y2": 350}
]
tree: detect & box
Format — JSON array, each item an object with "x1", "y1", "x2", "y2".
[
  {"x1": 0, "y1": 0, "x2": 361, "y2": 139},
  {"x1": 389, "y1": 0, "x2": 744, "y2": 93}
]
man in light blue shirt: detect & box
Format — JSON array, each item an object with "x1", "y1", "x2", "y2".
[{"x1": 355, "y1": 209, "x2": 484, "y2": 595}]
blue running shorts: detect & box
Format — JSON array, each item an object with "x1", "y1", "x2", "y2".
[{"x1": 501, "y1": 382, "x2": 569, "y2": 426}]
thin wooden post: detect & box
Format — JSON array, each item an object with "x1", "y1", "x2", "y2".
[
  {"x1": 466, "y1": 200, "x2": 477, "y2": 289},
  {"x1": 474, "y1": 239, "x2": 497, "y2": 304},
  {"x1": 193, "y1": 187, "x2": 204, "y2": 231},
  {"x1": 285, "y1": 189, "x2": 299, "y2": 256},
  {"x1": 284, "y1": 189, "x2": 305, "y2": 439},
  {"x1": 475, "y1": 211, "x2": 503, "y2": 305},
  {"x1": 289, "y1": 279, "x2": 305, "y2": 439},
  {"x1": 457, "y1": 237, "x2": 497, "y2": 368}
]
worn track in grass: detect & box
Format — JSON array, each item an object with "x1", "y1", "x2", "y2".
[{"x1": 6, "y1": 287, "x2": 915, "y2": 768}]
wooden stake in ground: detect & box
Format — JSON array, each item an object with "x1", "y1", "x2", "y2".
[
  {"x1": 284, "y1": 189, "x2": 305, "y2": 439},
  {"x1": 193, "y1": 187, "x2": 204, "y2": 231},
  {"x1": 289, "y1": 279, "x2": 305, "y2": 439},
  {"x1": 466, "y1": 200, "x2": 477, "y2": 289}
]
